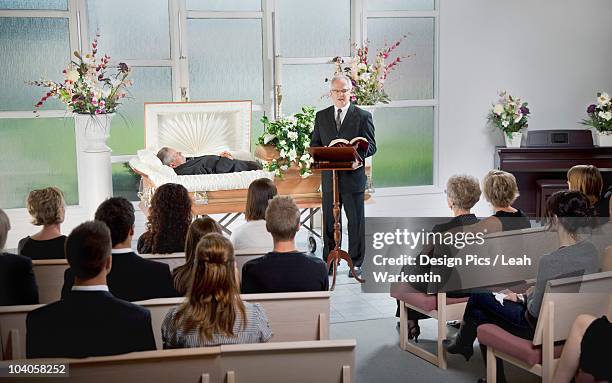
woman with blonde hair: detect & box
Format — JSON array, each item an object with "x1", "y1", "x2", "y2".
[
  {"x1": 172, "y1": 216, "x2": 222, "y2": 295},
  {"x1": 162, "y1": 233, "x2": 272, "y2": 347},
  {"x1": 18, "y1": 187, "x2": 67, "y2": 259},
  {"x1": 482, "y1": 170, "x2": 530, "y2": 231},
  {"x1": 567, "y1": 165, "x2": 610, "y2": 218}
]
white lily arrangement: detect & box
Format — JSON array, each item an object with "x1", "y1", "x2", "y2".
[
  {"x1": 258, "y1": 106, "x2": 316, "y2": 177},
  {"x1": 488, "y1": 91, "x2": 530, "y2": 137},
  {"x1": 582, "y1": 92, "x2": 612, "y2": 133}
]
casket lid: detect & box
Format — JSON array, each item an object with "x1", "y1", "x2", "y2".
[{"x1": 144, "y1": 100, "x2": 252, "y2": 157}]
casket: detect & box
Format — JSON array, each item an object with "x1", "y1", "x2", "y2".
[{"x1": 129, "y1": 100, "x2": 322, "y2": 216}]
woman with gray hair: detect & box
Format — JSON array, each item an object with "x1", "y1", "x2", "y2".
[
  {"x1": 0, "y1": 208, "x2": 39, "y2": 306},
  {"x1": 396, "y1": 175, "x2": 482, "y2": 341}
]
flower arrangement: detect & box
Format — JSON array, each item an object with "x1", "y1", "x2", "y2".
[
  {"x1": 582, "y1": 92, "x2": 612, "y2": 133},
  {"x1": 258, "y1": 106, "x2": 315, "y2": 177},
  {"x1": 488, "y1": 91, "x2": 530, "y2": 137},
  {"x1": 29, "y1": 35, "x2": 132, "y2": 115},
  {"x1": 330, "y1": 36, "x2": 406, "y2": 106}
]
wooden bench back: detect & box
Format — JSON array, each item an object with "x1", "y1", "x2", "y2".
[
  {"x1": 532, "y1": 270, "x2": 612, "y2": 346},
  {"x1": 442, "y1": 226, "x2": 559, "y2": 292},
  {"x1": 0, "y1": 291, "x2": 330, "y2": 360},
  {"x1": 0, "y1": 339, "x2": 355, "y2": 383}
]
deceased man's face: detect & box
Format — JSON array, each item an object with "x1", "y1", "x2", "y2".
[{"x1": 169, "y1": 149, "x2": 186, "y2": 168}]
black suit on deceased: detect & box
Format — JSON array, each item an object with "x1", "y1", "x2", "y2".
[
  {"x1": 174, "y1": 155, "x2": 260, "y2": 175},
  {"x1": 310, "y1": 103, "x2": 376, "y2": 267},
  {"x1": 26, "y1": 290, "x2": 156, "y2": 358},
  {"x1": 61, "y1": 251, "x2": 179, "y2": 302}
]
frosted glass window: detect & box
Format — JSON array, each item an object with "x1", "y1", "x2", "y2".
[
  {"x1": 112, "y1": 163, "x2": 139, "y2": 201},
  {"x1": 367, "y1": 18, "x2": 434, "y2": 100},
  {"x1": 282, "y1": 64, "x2": 335, "y2": 116},
  {"x1": 186, "y1": 0, "x2": 261, "y2": 11},
  {"x1": 367, "y1": 0, "x2": 434, "y2": 11},
  {"x1": 86, "y1": 0, "x2": 170, "y2": 60},
  {"x1": 251, "y1": 110, "x2": 265, "y2": 152},
  {"x1": 371, "y1": 107, "x2": 433, "y2": 187},
  {"x1": 0, "y1": 118, "x2": 78, "y2": 208},
  {"x1": 0, "y1": 17, "x2": 70, "y2": 111},
  {"x1": 187, "y1": 19, "x2": 263, "y2": 104},
  {"x1": 0, "y1": 0, "x2": 67, "y2": 10},
  {"x1": 108, "y1": 67, "x2": 173, "y2": 155},
  {"x1": 277, "y1": 0, "x2": 351, "y2": 57}
]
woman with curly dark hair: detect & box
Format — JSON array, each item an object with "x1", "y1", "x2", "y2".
[{"x1": 137, "y1": 183, "x2": 192, "y2": 254}]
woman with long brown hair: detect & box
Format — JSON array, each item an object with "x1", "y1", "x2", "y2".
[
  {"x1": 137, "y1": 183, "x2": 192, "y2": 254},
  {"x1": 567, "y1": 165, "x2": 611, "y2": 218},
  {"x1": 230, "y1": 178, "x2": 277, "y2": 252},
  {"x1": 172, "y1": 216, "x2": 222, "y2": 295},
  {"x1": 161, "y1": 233, "x2": 272, "y2": 347}
]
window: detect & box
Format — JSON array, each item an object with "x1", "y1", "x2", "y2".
[{"x1": 0, "y1": 0, "x2": 438, "y2": 209}]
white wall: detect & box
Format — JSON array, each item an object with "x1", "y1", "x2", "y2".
[
  {"x1": 369, "y1": 0, "x2": 612, "y2": 218},
  {"x1": 5, "y1": 0, "x2": 612, "y2": 247}
]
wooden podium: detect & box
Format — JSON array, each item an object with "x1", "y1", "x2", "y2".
[{"x1": 309, "y1": 146, "x2": 365, "y2": 290}]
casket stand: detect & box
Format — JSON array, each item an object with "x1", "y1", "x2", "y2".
[{"x1": 129, "y1": 101, "x2": 323, "y2": 247}]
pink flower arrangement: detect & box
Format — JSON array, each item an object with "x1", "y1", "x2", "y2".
[
  {"x1": 29, "y1": 34, "x2": 133, "y2": 115},
  {"x1": 331, "y1": 36, "x2": 407, "y2": 105}
]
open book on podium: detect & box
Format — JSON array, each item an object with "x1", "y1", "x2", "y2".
[{"x1": 308, "y1": 137, "x2": 366, "y2": 170}]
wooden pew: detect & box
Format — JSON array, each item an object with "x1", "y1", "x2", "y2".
[
  {"x1": 0, "y1": 291, "x2": 330, "y2": 360},
  {"x1": 0, "y1": 339, "x2": 355, "y2": 383},
  {"x1": 31, "y1": 252, "x2": 265, "y2": 305},
  {"x1": 219, "y1": 340, "x2": 355, "y2": 383},
  {"x1": 393, "y1": 226, "x2": 560, "y2": 369},
  {"x1": 478, "y1": 271, "x2": 612, "y2": 383}
]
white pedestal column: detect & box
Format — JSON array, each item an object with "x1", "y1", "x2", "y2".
[{"x1": 74, "y1": 113, "x2": 114, "y2": 218}]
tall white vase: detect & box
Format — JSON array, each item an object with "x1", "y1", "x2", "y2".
[
  {"x1": 594, "y1": 131, "x2": 612, "y2": 147},
  {"x1": 504, "y1": 132, "x2": 523, "y2": 148},
  {"x1": 74, "y1": 113, "x2": 114, "y2": 218}
]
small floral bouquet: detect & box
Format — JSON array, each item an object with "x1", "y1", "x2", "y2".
[
  {"x1": 582, "y1": 92, "x2": 612, "y2": 133},
  {"x1": 488, "y1": 91, "x2": 530, "y2": 137},
  {"x1": 330, "y1": 36, "x2": 407, "y2": 106},
  {"x1": 29, "y1": 34, "x2": 132, "y2": 115},
  {"x1": 257, "y1": 106, "x2": 315, "y2": 177}
]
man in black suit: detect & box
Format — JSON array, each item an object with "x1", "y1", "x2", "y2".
[
  {"x1": 61, "y1": 197, "x2": 179, "y2": 301},
  {"x1": 310, "y1": 74, "x2": 377, "y2": 276},
  {"x1": 241, "y1": 196, "x2": 329, "y2": 293},
  {"x1": 26, "y1": 221, "x2": 156, "y2": 358},
  {"x1": 157, "y1": 146, "x2": 260, "y2": 175},
  {"x1": 0, "y1": 208, "x2": 38, "y2": 306}
]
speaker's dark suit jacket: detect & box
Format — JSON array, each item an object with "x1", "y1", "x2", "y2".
[
  {"x1": 61, "y1": 251, "x2": 179, "y2": 302},
  {"x1": 310, "y1": 103, "x2": 377, "y2": 193},
  {"x1": 0, "y1": 253, "x2": 38, "y2": 306},
  {"x1": 310, "y1": 103, "x2": 376, "y2": 265},
  {"x1": 26, "y1": 290, "x2": 156, "y2": 358}
]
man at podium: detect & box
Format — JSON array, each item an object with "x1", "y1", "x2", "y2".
[{"x1": 310, "y1": 74, "x2": 376, "y2": 277}]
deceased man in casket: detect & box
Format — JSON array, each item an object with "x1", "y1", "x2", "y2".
[{"x1": 157, "y1": 147, "x2": 261, "y2": 175}]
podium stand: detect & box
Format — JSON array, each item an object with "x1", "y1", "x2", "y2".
[{"x1": 309, "y1": 146, "x2": 365, "y2": 290}]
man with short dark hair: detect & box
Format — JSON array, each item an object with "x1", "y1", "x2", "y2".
[
  {"x1": 26, "y1": 221, "x2": 156, "y2": 358},
  {"x1": 61, "y1": 197, "x2": 178, "y2": 301},
  {"x1": 241, "y1": 196, "x2": 329, "y2": 293}
]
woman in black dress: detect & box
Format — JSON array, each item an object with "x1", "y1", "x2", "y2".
[
  {"x1": 481, "y1": 170, "x2": 530, "y2": 231},
  {"x1": 18, "y1": 187, "x2": 67, "y2": 260}
]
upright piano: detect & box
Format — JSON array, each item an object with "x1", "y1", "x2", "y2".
[{"x1": 495, "y1": 146, "x2": 612, "y2": 217}]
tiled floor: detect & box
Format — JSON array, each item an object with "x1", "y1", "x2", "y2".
[{"x1": 328, "y1": 266, "x2": 397, "y2": 323}]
